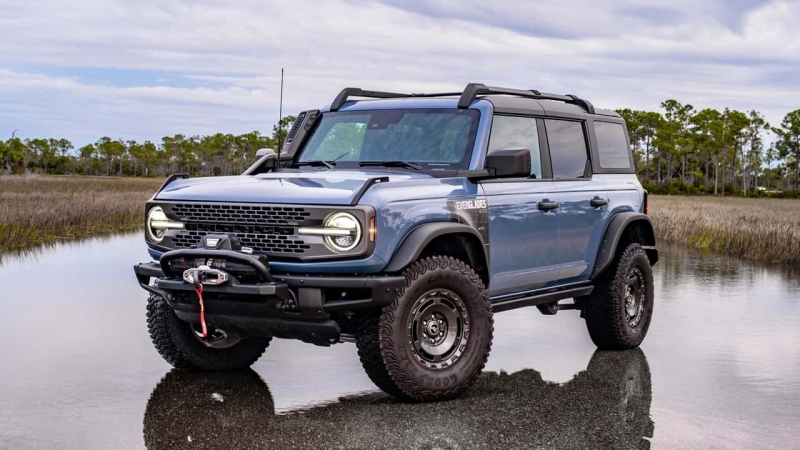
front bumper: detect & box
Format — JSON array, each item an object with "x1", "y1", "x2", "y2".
[{"x1": 134, "y1": 249, "x2": 405, "y2": 345}]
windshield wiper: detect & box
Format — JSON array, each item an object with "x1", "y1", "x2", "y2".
[
  {"x1": 294, "y1": 160, "x2": 336, "y2": 169},
  {"x1": 359, "y1": 161, "x2": 422, "y2": 171}
]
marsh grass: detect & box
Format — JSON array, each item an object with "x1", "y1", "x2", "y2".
[
  {"x1": 0, "y1": 175, "x2": 162, "y2": 253},
  {"x1": 2, "y1": 176, "x2": 799, "y2": 266},
  {"x1": 650, "y1": 195, "x2": 800, "y2": 265}
]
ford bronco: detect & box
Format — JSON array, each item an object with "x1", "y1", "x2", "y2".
[{"x1": 134, "y1": 83, "x2": 658, "y2": 401}]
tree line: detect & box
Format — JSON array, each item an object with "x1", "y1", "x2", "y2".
[
  {"x1": 0, "y1": 116, "x2": 295, "y2": 178},
  {"x1": 618, "y1": 104, "x2": 800, "y2": 196},
  {"x1": 2, "y1": 104, "x2": 800, "y2": 196}
]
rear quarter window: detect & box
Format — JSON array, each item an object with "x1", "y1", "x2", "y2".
[
  {"x1": 594, "y1": 121, "x2": 631, "y2": 169},
  {"x1": 544, "y1": 119, "x2": 589, "y2": 179}
]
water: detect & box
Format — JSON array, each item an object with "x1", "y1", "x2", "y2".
[{"x1": 1, "y1": 234, "x2": 798, "y2": 449}]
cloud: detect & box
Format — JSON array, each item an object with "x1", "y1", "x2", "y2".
[{"x1": 0, "y1": 0, "x2": 798, "y2": 144}]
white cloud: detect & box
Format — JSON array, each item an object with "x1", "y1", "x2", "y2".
[{"x1": 0, "y1": 0, "x2": 798, "y2": 144}]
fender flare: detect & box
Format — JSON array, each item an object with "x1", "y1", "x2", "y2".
[
  {"x1": 384, "y1": 222, "x2": 487, "y2": 273},
  {"x1": 591, "y1": 212, "x2": 658, "y2": 279}
]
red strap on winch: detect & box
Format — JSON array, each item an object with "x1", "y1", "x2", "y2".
[{"x1": 195, "y1": 284, "x2": 208, "y2": 338}]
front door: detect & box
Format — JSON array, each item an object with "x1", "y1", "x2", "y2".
[{"x1": 481, "y1": 115, "x2": 560, "y2": 297}]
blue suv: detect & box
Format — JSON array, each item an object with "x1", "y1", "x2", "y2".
[{"x1": 134, "y1": 83, "x2": 658, "y2": 401}]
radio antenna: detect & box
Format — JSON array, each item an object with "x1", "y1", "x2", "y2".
[{"x1": 277, "y1": 68, "x2": 284, "y2": 166}]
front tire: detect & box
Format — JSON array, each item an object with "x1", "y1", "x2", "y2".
[
  {"x1": 584, "y1": 243, "x2": 654, "y2": 349},
  {"x1": 356, "y1": 256, "x2": 494, "y2": 401},
  {"x1": 146, "y1": 294, "x2": 271, "y2": 370}
]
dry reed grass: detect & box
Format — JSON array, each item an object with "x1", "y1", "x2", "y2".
[
  {"x1": 650, "y1": 195, "x2": 800, "y2": 265},
  {"x1": 2, "y1": 176, "x2": 799, "y2": 266},
  {"x1": 0, "y1": 175, "x2": 162, "y2": 253}
]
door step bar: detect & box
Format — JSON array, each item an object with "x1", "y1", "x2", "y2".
[{"x1": 491, "y1": 285, "x2": 593, "y2": 313}]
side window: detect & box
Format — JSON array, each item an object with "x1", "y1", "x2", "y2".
[
  {"x1": 544, "y1": 119, "x2": 589, "y2": 179},
  {"x1": 487, "y1": 116, "x2": 542, "y2": 178},
  {"x1": 594, "y1": 121, "x2": 631, "y2": 169}
]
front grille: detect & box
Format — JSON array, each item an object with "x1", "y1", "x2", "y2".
[
  {"x1": 167, "y1": 203, "x2": 315, "y2": 256},
  {"x1": 171, "y1": 203, "x2": 311, "y2": 225}
]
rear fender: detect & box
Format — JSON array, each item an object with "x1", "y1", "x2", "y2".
[{"x1": 591, "y1": 212, "x2": 657, "y2": 279}]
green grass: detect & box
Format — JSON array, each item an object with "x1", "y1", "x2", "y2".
[
  {"x1": 650, "y1": 195, "x2": 800, "y2": 265},
  {"x1": 0, "y1": 175, "x2": 163, "y2": 254}
]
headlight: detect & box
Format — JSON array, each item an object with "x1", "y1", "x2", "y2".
[
  {"x1": 323, "y1": 212, "x2": 362, "y2": 252},
  {"x1": 298, "y1": 211, "x2": 362, "y2": 253},
  {"x1": 146, "y1": 206, "x2": 184, "y2": 243}
]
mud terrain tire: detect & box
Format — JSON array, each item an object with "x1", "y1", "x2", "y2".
[
  {"x1": 146, "y1": 293, "x2": 270, "y2": 370},
  {"x1": 585, "y1": 242, "x2": 654, "y2": 349},
  {"x1": 356, "y1": 256, "x2": 493, "y2": 401}
]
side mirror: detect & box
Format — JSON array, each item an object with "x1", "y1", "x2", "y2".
[
  {"x1": 256, "y1": 148, "x2": 277, "y2": 159},
  {"x1": 243, "y1": 149, "x2": 278, "y2": 175},
  {"x1": 485, "y1": 148, "x2": 531, "y2": 178}
]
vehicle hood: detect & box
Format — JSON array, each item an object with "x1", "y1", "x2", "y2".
[{"x1": 155, "y1": 170, "x2": 435, "y2": 205}]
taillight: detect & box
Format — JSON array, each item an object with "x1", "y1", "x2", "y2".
[{"x1": 643, "y1": 191, "x2": 649, "y2": 215}]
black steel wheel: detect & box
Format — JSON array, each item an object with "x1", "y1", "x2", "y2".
[
  {"x1": 584, "y1": 243, "x2": 654, "y2": 350},
  {"x1": 190, "y1": 323, "x2": 242, "y2": 349},
  {"x1": 407, "y1": 288, "x2": 469, "y2": 370},
  {"x1": 624, "y1": 267, "x2": 646, "y2": 328},
  {"x1": 356, "y1": 256, "x2": 493, "y2": 401}
]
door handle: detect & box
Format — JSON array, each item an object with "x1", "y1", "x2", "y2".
[
  {"x1": 590, "y1": 198, "x2": 608, "y2": 207},
  {"x1": 538, "y1": 201, "x2": 559, "y2": 211}
]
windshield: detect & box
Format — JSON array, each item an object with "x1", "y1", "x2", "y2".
[{"x1": 296, "y1": 108, "x2": 481, "y2": 170}]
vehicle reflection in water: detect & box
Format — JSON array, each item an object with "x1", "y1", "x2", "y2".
[
  {"x1": 3, "y1": 235, "x2": 800, "y2": 449},
  {"x1": 143, "y1": 349, "x2": 653, "y2": 450}
]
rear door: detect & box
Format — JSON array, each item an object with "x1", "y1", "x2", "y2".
[
  {"x1": 481, "y1": 115, "x2": 560, "y2": 297},
  {"x1": 543, "y1": 118, "x2": 609, "y2": 284}
]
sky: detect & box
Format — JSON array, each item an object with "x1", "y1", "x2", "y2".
[{"x1": 1, "y1": 0, "x2": 798, "y2": 147}]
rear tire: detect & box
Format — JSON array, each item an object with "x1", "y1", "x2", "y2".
[
  {"x1": 146, "y1": 294, "x2": 271, "y2": 370},
  {"x1": 356, "y1": 256, "x2": 493, "y2": 401},
  {"x1": 584, "y1": 243, "x2": 654, "y2": 350}
]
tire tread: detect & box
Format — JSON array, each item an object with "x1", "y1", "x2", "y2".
[
  {"x1": 357, "y1": 256, "x2": 493, "y2": 401},
  {"x1": 585, "y1": 243, "x2": 653, "y2": 350},
  {"x1": 146, "y1": 294, "x2": 270, "y2": 370}
]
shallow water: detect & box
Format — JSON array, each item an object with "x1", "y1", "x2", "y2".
[{"x1": 1, "y1": 234, "x2": 798, "y2": 449}]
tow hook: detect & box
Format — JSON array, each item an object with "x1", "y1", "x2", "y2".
[{"x1": 282, "y1": 289, "x2": 300, "y2": 312}]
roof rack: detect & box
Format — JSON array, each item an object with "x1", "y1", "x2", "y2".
[
  {"x1": 330, "y1": 88, "x2": 461, "y2": 111},
  {"x1": 329, "y1": 83, "x2": 595, "y2": 114},
  {"x1": 457, "y1": 83, "x2": 595, "y2": 113}
]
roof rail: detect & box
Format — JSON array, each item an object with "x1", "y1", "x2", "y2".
[
  {"x1": 330, "y1": 88, "x2": 407, "y2": 112},
  {"x1": 457, "y1": 83, "x2": 595, "y2": 114},
  {"x1": 330, "y1": 88, "x2": 462, "y2": 111},
  {"x1": 329, "y1": 83, "x2": 595, "y2": 114}
]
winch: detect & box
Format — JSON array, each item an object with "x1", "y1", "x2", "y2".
[{"x1": 182, "y1": 265, "x2": 230, "y2": 286}]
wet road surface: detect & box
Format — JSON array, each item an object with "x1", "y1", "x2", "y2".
[{"x1": 1, "y1": 234, "x2": 799, "y2": 449}]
